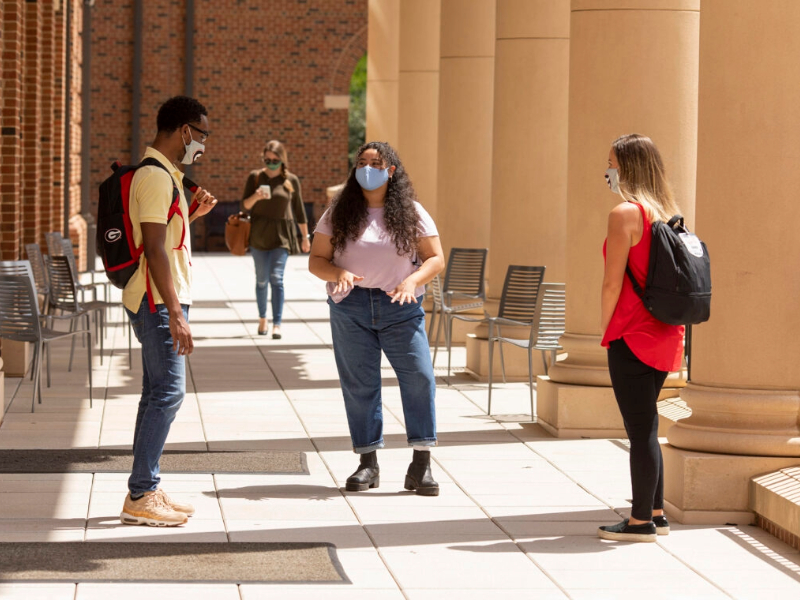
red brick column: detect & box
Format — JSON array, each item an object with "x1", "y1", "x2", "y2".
[
  {"x1": 39, "y1": 1, "x2": 57, "y2": 244},
  {"x1": 51, "y1": 1, "x2": 67, "y2": 238},
  {"x1": 1, "y1": 0, "x2": 23, "y2": 261},
  {"x1": 22, "y1": 0, "x2": 42, "y2": 248},
  {"x1": 67, "y1": 0, "x2": 86, "y2": 270}
]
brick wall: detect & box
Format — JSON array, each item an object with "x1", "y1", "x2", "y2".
[
  {"x1": 90, "y1": 0, "x2": 367, "y2": 251},
  {"x1": 1, "y1": 0, "x2": 23, "y2": 261}
]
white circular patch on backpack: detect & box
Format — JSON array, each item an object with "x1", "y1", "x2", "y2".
[
  {"x1": 679, "y1": 232, "x2": 704, "y2": 258},
  {"x1": 105, "y1": 229, "x2": 122, "y2": 243}
]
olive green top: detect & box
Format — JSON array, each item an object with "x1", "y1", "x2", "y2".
[{"x1": 241, "y1": 170, "x2": 307, "y2": 252}]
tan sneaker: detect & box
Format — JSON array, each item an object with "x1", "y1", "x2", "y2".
[
  {"x1": 156, "y1": 488, "x2": 195, "y2": 517},
  {"x1": 120, "y1": 490, "x2": 188, "y2": 527}
]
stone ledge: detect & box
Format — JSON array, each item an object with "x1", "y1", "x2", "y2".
[
  {"x1": 751, "y1": 466, "x2": 800, "y2": 550},
  {"x1": 663, "y1": 444, "x2": 800, "y2": 524}
]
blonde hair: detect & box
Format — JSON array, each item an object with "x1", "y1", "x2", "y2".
[
  {"x1": 264, "y1": 140, "x2": 295, "y2": 194},
  {"x1": 612, "y1": 134, "x2": 680, "y2": 223}
]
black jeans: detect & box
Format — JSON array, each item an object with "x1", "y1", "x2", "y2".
[{"x1": 607, "y1": 337, "x2": 669, "y2": 522}]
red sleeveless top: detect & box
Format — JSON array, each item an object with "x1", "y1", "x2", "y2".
[{"x1": 601, "y1": 202, "x2": 684, "y2": 372}]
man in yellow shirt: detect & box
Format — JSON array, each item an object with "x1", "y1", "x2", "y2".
[{"x1": 119, "y1": 96, "x2": 217, "y2": 527}]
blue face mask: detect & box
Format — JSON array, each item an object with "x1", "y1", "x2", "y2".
[{"x1": 355, "y1": 165, "x2": 390, "y2": 191}]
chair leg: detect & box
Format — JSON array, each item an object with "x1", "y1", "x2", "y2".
[
  {"x1": 128, "y1": 318, "x2": 133, "y2": 369},
  {"x1": 445, "y1": 314, "x2": 453, "y2": 384},
  {"x1": 30, "y1": 341, "x2": 42, "y2": 412},
  {"x1": 68, "y1": 317, "x2": 77, "y2": 372},
  {"x1": 499, "y1": 342, "x2": 507, "y2": 384},
  {"x1": 99, "y1": 309, "x2": 104, "y2": 366},
  {"x1": 427, "y1": 303, "x2": 437, "y2": 338},
  {"x1": 541, "y1": 351, "x2": 549, "y2": 375},
  {"x1": 30, "y1": 344, "x2": 37, "y2": 381},
  {"x1": 87, "y1": 330, "x2": 93, "y2": 409},
  {"x1": 432, "y1": 308, "x2": 444, "y2": 367},
  {"x1": 46, "y1": 342, "x2": 51, "y2": 388},
  {"x1": 528, "y1": 347, "x2": 535, "y2": 420},
  {"x1": 487, "y1": 336, "x2": 494, "y2": 416}
]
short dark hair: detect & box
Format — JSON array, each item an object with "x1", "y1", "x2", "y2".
[{"x1": 156, "y1": 96, "x2": 207, "y2": 133}]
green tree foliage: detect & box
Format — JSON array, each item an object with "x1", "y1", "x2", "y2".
[{"x1": 348, "y1": 54, "x2": 367, "y2": 168}]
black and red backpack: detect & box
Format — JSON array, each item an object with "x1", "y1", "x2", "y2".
[{"x1": 96, "y1": 158, "x2": 199, "y2": 292}]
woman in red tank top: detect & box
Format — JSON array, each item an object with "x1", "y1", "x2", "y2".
[{"x1": 597, "y1": 134, "x2": 685, "y2": 543}]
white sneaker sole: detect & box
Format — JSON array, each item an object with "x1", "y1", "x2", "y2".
[
  {"x1": 120, "y1": 511, "x2": 187, "y2": 527},
  {"x1": 597, "y1": 529, "x2": 657, "y2": 543},
  {"x1": 656, "y1": 526, "x2": 670, "y2": 535}
]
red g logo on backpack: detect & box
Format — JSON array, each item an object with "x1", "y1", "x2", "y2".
[{"x1": 105, "y1": 229, "x2": 122, "y2": 243}]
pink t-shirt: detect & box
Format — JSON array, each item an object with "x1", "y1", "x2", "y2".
[{"x1": 314, "y1": 201, "x2": 439, "y2": 303}]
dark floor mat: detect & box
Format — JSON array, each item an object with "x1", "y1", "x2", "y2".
[
  {"x1": 0, "y1": 542, "x2": 347, "y2": 583},
  {"x1": 0, "y1": 449, "x2": 307, "y2": 474}
]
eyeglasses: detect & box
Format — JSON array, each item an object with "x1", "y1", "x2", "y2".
[{"x1": 186, "y1": 123, "x2": 209, "y2": 143}]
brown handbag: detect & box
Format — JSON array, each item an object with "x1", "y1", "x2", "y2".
[{"x1": 225, "y1": 212, "x2": 251, "y2": 256}]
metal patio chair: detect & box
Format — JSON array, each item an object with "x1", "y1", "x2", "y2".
[
  {"x1": 46, "y1": 255, "x2": 108, "y2": 367},
  {"x1": 24, "y1": 243, "x2": 50, "y2": 313},
  {"x1": 487, "y1": 280, "x2": 565, "y2": 419},
  {"x1": 431, "y1": 247, "x2": 488, "y2": 378},
  {"x1": 0, "y1": 261, "x2": 92, "y2": 412}
]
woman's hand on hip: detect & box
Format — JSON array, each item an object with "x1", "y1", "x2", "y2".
[
  {"x1": 387, "y1": 279, "x2": 417, "y2": 305},
  {"x1": 334, "y1": 270, "x2": 364, "y2": 294}
]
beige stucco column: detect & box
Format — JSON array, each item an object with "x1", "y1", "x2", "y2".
[
  {"x1": 436, "y1": 0, "x2": 495, "y2": 257},
  {"x1": 366, "y1": 0, "x2": 399, "y2": 144},
  {"x1": 663, "y1": 0, "x2": 800, "y2": 524},
  {"x1": 537, "y1": 0, "x2": 699, "y2": 437},
  {"x1": 396, "y1": 0, "x2": 440, "y2": 219},
  {"x1": 466, "y1": 0, "x2": 570, "y2": 381}
]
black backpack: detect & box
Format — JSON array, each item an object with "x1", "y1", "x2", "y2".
[
  {"x1": 627, "y1": 215, "x2": 711, "y2": 325},
  {"x1": 96, "y1": 158, "x2": 198, "y2": 289}
]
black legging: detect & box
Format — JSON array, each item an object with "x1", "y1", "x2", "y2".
[{"x1": 607, "y1": 337, "x2": 669, "y2": 522}]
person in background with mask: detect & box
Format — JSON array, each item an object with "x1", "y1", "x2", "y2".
[
  {"x1": 240, "y1": 140, "x2": 310, "y2": 338},
  {"x1": 598, "y1": 134, "x2": 685, "y2": 542},
  {"x1": 309, "y1": 141, "x2": 445, "y2": 496},
  {"x1": 120, "y1": 95, "x2": 218, "y2": 526}
]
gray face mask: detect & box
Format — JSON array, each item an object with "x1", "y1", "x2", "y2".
[{"x1": 605, "y1": 168, "x2": 620, "y2": 194}]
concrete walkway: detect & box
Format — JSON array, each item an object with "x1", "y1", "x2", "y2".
[{"x1": 1, "y1": 253, "x2": 799, "y2": 600}]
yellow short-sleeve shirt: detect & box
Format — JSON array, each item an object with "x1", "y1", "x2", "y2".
[{"x1": 122, "y1": 147, "x2": 193, "y2": 313}]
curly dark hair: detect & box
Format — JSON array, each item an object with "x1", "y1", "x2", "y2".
[
  {"x1": 156, "y1": 96, "x2": 207, "y2": 133},
  {"x1": 329, "y1": 141, "x2": 419, "y2": 256}
]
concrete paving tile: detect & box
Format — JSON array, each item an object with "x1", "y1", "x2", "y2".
[
  {"x1": 548, "y1": 567, "x2": 722, "y2": 590},
  {"x1": 488, "y1": 505, "x2": 619, "y2": 520},
  {"x1": 406, "y1": 591, "x2": 568, "y2": 600},
  {"x1": 76, "y1": 583, "x2": 241, "y2": 600},
  {"x1": 566, "y1": 590, "x2": 730, "y2": 600},
  {"x1": 226, "y1": 520, "x2": 373, "y2": 548},
  {"x1": 519, "y1": 536, "x2": 689, "y2": 570},
  {"x1": 85, "y1": 517, "x2": 227, "y2": 542},
  {"x1": 0, "y1": 584, "x2": 77, "y2": 599},
  {"x1": 381, "y1": 544, "x2": 556, "y2": 589},
  {"x1": 353, "y1": 505, "x2": 487, "y2": 524},
  {"x1": 701, "y1": 569, "x2": 800, "y2": 590},
  {"x1": 242, "y1": 588, "x2": 405, "y2": 600}
]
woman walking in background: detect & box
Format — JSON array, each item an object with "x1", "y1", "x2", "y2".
[
  {"x1": 599, "y1": 134, "x2": 685, "y2": 542},
  {"x1": 241, "y1": 140, "x2": 310, "y2": 338},
  {"x1": 309, "y1": 141, "x2": 444, "y2": 496}
]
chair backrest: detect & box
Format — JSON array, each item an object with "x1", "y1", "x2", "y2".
[
  {"x1": 497, "y1": 265, "x2": 546, "y2": 323},
  {"x1": 429, "y1": 274, "x2": 443, "y2": 307},
  {"x1": 532, "y1": 282, "x2": 566, "y2": 349},
  {"x1": 61, "y1": 238, "x2": 80, "y2": 276},
  {"x1": 24, "y1": 243, "x2": 50, "y2": 296},
  {"x1": 46, "y1": 255, "x2": 81, "y2": 313},
  {"x1": 443, "y1": 248, "x2": 488, "y2": 299},
  {"x1": 45, "y1": 231, "x2": 64, "y2": 257},
  {"x1": 0, "y1": 261, "x2": 42, "y2": 343}
]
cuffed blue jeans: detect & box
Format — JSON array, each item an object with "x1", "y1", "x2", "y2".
[
  {"x1": 251, "y1": 247, "x2": 289, "y2": 324},
  {"x1": 328, "y1": 287, "x2": 437, "y2": 453},
  {"x1": 125, "y1": 295, "x2": 188, "y2": 495}
]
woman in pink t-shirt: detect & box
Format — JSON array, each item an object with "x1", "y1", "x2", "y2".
[
  {"x1": 598, "y1": 134, "x2": 684, "y2": 543},
  {"x1": 309, "y1": 142, "x2": 445, "y2": 496}
]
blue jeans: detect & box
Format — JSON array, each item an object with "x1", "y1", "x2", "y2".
[
  {"x1": 251, "y1": 247, "x2": 289, "y2": 324},
  {"x1": 125, "y1": 296, "x2": 188, "y2": 495},
  {"x1": 328, "y1": 287, "x2": 437, "y2": 453}
]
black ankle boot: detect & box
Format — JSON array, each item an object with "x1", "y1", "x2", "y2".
[
  {"x1": 345, "y1": 451, "x2": 379, "y2": 491},
  {"x1": 404, "y1": 449, "x2": 439, "y2": 496}
]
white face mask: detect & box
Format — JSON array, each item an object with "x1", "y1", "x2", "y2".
[
  {"x1": 181, "y1": 128, "x2": 205, "y2": 165},
  {"x1": 605, "y1": 168, "x2": 620, "y2": 194}
]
